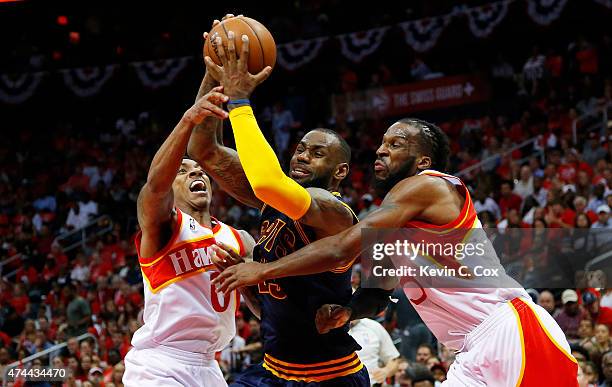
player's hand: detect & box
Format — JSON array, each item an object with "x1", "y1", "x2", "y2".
[
  {"x1": 204, "y1": 31, "x2": 272, "y2": 100},
  {"x1": 210, "y1": 242, "x2": 245, "y2": 271},
  {"x1": 370, "y1": 368, "x2": 387, "y2": 384},
  {"x1": 315, "y1": 304, "x2": 352, "y2": 334},
  {"x1": 202, "y1": 14, "x2": 240, "y2": 82},
  {"x1": 211, "y1": 261, "x2": 266, "y2": 294},
  {"x1": 183, "y1": 86, "x2": 229, "y2": 124}
]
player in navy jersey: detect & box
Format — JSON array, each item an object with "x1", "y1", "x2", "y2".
[{"x1": 188, "y1": 15, "x2": 386, "y2": 386}]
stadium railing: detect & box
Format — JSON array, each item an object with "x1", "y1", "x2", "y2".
[
  {"x1": 572, "y1": 101, "x2": 611, "y2": 144},
  {"x1": 455, "y1": 137, "x2": 543, "y2": 178},
  {"x1": 2, "y1": 332, "x2": 98, "y2": 384},
  {"x1": 0, "y1": 215, "x2": 113, "y2": 281},
  {"x1": 457, "y1": 102, "x2": 611, "y2": 179}
]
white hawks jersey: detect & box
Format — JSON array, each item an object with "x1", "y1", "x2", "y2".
[
  {"x1": 132, "y1": 208, "x2": 244, "y2": 354},
  {"x1": 400, "y1": 170, "x2": 528, "y2": 350}
]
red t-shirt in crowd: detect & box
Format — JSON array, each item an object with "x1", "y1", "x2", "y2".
[
  {"x1": 10, "y1": 295, "x2": 29, "y2": 315},
  {"x1": 16, "y1": 267, "x2": 38, "y2": 285},
  {"x1": 558, "y1": 162, "x2": 593, "y2": 183},
  {"x1": 561, "y1": 209, "x2": 578, "y2": 226},
  {"x1": 595, "y1": 306, "x2": 612, "y2": 328},
  {"x1": 499, "y1": 194, "x2": 523, "y2": 217},
  {"x1": 576, "y1": 48, "x2": 598, "y2": 74}
]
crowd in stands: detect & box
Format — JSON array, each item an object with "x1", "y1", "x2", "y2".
[{"x1": 1, "y1": 3, "x2": 612, "y2": 386}]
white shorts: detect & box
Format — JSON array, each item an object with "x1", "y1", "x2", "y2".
[
  {"x1": 443, "y1": 297, "x2": 578, "y2": 387},
  {"x1": 123, "y1": 345, "x2": 227, "y2": 387}
]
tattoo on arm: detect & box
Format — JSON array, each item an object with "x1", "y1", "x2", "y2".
[
  {"x1": 207, "y1": 148, "x2": 262, "y2": 208},
  {"x1": 300, "y1": 189, "x2": 353, "y2": 235}
]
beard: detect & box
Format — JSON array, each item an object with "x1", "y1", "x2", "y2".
[
  {"x1": 373, "y1": 156, "x2": 418, "y2": 196},
  {"x1": 298, "y1": 173, "x2": 333, "y2": 189},
  {"x1": 287, "y1": 165, "x2": 333, "y2": 189}
]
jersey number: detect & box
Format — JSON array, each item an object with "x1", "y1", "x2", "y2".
[
  {"x1": 210, "y1": 271, "x2": 232, "y2": 312},
  {"x1": 257, "y1": 280, "x2": 287, "y2": 300},
  {"x1": 404, "y1": 277, "x2": 427, "y2": 305}
]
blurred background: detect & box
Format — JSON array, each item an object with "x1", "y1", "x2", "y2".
[{"x1": 0, "y1": 0, "x2": 611, "y2": 385}]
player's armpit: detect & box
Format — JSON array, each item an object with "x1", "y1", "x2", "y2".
[{"x1": 299, "y1": 188, "x2": 355, "y2": 237}]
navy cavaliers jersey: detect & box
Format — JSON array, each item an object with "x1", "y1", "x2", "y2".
[{"x1": 254, "y1": 192, "x2": 363, "y2": 382}]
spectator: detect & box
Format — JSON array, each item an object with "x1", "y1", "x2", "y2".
[
  {"x1": 498, "y1": 181, "x2": 523, "y2": 218},
  {"x1": 71, "y1": 253, "x2": 91, "y2": 283},
  {"x1": 385, "y1": 289, "x2": 434, "y2": 362},
  {"x1": 10, "y1": 283, "x2": 30, "y2": 317},
  {"x1": 430, "y1": 363, "x2": 447, "y2": 384},
  {"x1": 239, "y1": 318, "x2": 263, "y2": 365},
  {"x1": 514, "y1": 165, "x2": 534, "y2": 199},
  {"x1": 577, "y1": 361, "x2": 589, "y2": 387},
  {"x1": 601, "y1": 351, "x2": 612, "y2": 387},
  {"x1": 593, "y1": 205, "x2": 612, "y2": 229},
  {"x1": 545, "y1": 199, "x2": 574, "y2": 228},
  {"x1": 410, "y1": 58, "x2": 432, "y2": 80},
  {"x1": 523, "y1": 46, "x2": 545, "y2": 94},
  {"x1": 583, "y1": 291, "x2": 612, "y2": 328},
  {"x1": 65, "y1": 283, "x2": 92, "y2": 336},
  {"x1": 574, "y1": 196, "x2": 598, "y2": 224},
  {"x1": 349, "y1": 318, "x2": 400, "y2": 386},
  {"x1": 111, "y1": 361, "x2": 125, "y2": 386},
  {"x1": 473, "y1": 190, "x2": 501, "y2": 221},
  {"x1": 358, "y1": 194, "x2": 379, "y2": 219},
  {"x1": 578, "y1": 319, "x2": 595, "y2": 347},
  {"x1": 411, "y1": 364, "x2": 436, "y2": 387},
  {"x1": 271, "y1": 101, "x2": 297, "y2": 163},
  {"x1": 555, "y1": 289, "x2": 587, "y2": 340},
  {"x1": 415, "y1": 344, "x2": 434, "y2": 366},
  {"x1": 537, "y1": 290, "x2": 558, "y2": 316},
  {"x1": 88, "y1": 366, "x2": 105, "y2": 386}
]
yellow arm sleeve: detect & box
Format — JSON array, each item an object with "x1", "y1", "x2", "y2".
[{"x1": 229, "y1": 105, "x2": 311, "y2": 220}]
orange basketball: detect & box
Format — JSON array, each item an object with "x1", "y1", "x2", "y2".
[{"x1": 204, "y1": 16, "x2": 276, "y2": 74}]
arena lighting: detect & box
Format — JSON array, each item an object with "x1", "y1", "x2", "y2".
[
  {"x1": 0, "y1": 0, "x2": 26, "y2": 3},
  {"x1": 69, "y1": 31, "x2": 80, "y2": 44},
  {"x1": 57, "y1": 15, "x2": 68, "y2": 26}
]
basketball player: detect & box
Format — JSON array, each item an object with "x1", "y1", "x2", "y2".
[
  {"x1": 188, "y1": 24, "x2": 383, "y2": 385},
  {"x1": 214, "y1": 120, "x2": 579, "y2": 386},
  {"x1": 122, "y1": 70, "x2": 258, "y2": 386}
]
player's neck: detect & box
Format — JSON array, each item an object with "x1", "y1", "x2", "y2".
[{"x1": 180, "y1": 206, "x2": 212, "y2": 228}]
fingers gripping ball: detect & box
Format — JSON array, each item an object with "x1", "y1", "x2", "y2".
[{"x1": 204, "y1": 16, "x2": 276, "y2": 74}]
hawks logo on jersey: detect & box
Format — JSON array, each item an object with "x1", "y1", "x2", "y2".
[
  {"x1": 131, "y1": 208, "x2": 245, "y2": 354},
  {"x1": 135, "y1": 209, "x2": 245, "y2": 293}
]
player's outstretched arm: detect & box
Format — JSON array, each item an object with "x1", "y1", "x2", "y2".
[
  {"x1": 187, "y1": 22, "x2": 262, "y2": 209},
  {"x1": 212, "y1": 176, "x2": 437, "y2": 293},
  {"x1": 206, "y1": 30, "x2": 320, "y2": 221},
  {"x1": 137, "y1": 88, "x2": 228, "y2": 256}
]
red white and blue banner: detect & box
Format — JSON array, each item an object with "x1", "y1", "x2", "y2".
[
  {"x1": 2, "y1": 0, "x2": 604, "y2": 104},
  {"x1": 277, "y1": 38, "x2": 328, "y2": 71}
]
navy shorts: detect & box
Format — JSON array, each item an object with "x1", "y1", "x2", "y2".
[{"x1": 230, "y1": 363, "x2": 370, "y2": 387}]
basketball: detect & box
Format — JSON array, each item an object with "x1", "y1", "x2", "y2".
[{"x1": 204, "y1": 16, "x2": 276, "y2": 74}]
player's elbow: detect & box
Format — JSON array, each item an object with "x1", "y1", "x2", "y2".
[{"x1": 331, "y1": 245, "x2": 355, "y2": 268}]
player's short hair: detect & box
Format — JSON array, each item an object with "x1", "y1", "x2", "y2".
[
  {"x1": 312, "y1": 128, "x2": 351, "y2": 164},
  {"x1": 398, "y1": 118, "x2": 449, "y2": 172}
]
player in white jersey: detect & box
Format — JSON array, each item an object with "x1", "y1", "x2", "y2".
[
  {"x1": 122, "y1": 66, "x2": 258, "y2": 386},
  {"x1": 214, "y1": 119, "x2": 579, "y2": 386}
]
